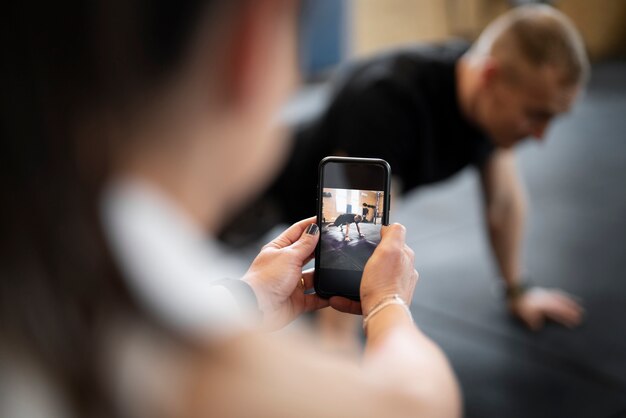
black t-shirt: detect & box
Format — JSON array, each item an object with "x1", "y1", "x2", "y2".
[
  {"x1": 332, "y1": 213, "x2": 360, "y2": 226},
  {"x1": 316, "y1": 40, "x2": 494, "y2": 192},
  {"x1": 268, "y1": 41, "x2": 494, "y2": 223}
]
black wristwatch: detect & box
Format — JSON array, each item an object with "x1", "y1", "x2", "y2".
[{"x1": 503, "y1": 279, "x2": 531, "y2": 301}]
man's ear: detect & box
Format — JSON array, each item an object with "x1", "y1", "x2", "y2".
[
  {"x1": 222, "y1": 0, "x2": 278, "y2": 108},
  {"x1": 478, "y1": 56, "x2": 501, "y2": 89},
  {"x1": 224, "y1": 0, "x2": 257, "y2": 106}
]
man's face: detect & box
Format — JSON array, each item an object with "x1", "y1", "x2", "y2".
[{"x1": 477, "y1": 63, "x2": 581, "y2": 148}]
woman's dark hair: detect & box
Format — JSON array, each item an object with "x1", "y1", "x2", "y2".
[{"x1": 0, "y1": 1, "x2": 222, "y2": 415}]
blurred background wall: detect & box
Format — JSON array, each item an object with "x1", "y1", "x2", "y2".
[{"x1": 301, "y1": 0, "x2": 626, "y2": 76}]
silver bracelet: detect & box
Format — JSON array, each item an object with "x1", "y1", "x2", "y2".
[{"x1": 362, "y1": 294, "x2": 413, "y2": 332}]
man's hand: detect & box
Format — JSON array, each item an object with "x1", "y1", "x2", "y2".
[
  {"x1": 242, "y1": 217, "x2": 329, "y2": 330},
  {"x1": 478, "y1": 150, "x2": 586, "y2": 331},
  {"x1": 508, "y1": 287, "x2": 584, "y2": 331}
]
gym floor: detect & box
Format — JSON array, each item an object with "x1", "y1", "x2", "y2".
[
  {"x1": 392, "y1": 60, "x2": 626, "y2": 418},
  {"x1": 237, "y1": 60, "x2": 626, "y2": 417},
  {"x1": 320, "y1": 222, "x2": 381, "y2": 270}
]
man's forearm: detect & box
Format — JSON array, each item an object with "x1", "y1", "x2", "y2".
[{"x1": 486, "y1": 191, "x2": 526, "y2": 287}]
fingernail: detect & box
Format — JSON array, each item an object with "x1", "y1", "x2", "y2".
[{"x1": 305, "y1": 223, "x2": 319, "y2": 235}]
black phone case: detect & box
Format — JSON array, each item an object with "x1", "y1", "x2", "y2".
[{"x1": 313, "y1": 156, "x2": 391, "y2": 301}]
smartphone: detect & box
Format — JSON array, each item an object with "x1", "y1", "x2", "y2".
[{"x1": 314, "y1": 156, "x2": 391, "y2": 301}]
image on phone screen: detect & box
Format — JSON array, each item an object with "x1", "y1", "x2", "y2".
[
  {"x1": 314, "y1": 157, "x2": 390, "y2": 300},
  {"x1": 320, "y1": 188, "x2": 384, "y2": 271}
]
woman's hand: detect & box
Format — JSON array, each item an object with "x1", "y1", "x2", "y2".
[
  {"x1": 330, "y1": 223, "x2": 418, "y2": 316},
  {"x1": 242, "y1": 217, "x2": 329, "y2": 330}
]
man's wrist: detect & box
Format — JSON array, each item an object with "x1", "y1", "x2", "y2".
[{"x1": 502, "y1": 279, "x2": 531, "y2": 302}]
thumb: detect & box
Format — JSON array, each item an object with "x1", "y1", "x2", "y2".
[
  {"x1": 379, "y1": 223, "x2": 406, "y2": 247},
  {"x1": 289, "y1": 222, "x2": 320, "y2": 261}
]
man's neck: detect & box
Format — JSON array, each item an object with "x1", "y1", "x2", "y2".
[{"x1": 455, "y1": 56, "x2": 479, "y2": 125}]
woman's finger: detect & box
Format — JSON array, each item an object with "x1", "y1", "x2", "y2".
[
  {"x1": 302, "y1": 268, "x2": 315, "y2": 289},
  {"x1": 288, "y1": 223, "x2": 319, "y2": 261},
  {"x1": 302, "y1": 294, "x2": 330, "y2": 312},
  {"x1": 329, "y1": 296, "x2": 362, "y2": 315},
  {"x1": 264, "y1": 217, "x2": 317, "y2": 250}
]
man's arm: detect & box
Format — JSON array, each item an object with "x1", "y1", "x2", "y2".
[
  {"x1": 355, "y1": 222, "x2": 363, "y2": 237},
  {"x1": 479, "y1": 150, "x2": 583, "y2": 330},
  {"x1": 479, "y1": 150, "x2": 526, "y2": 287}
]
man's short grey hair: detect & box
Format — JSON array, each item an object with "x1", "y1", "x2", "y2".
[{"x1": 469, "y1": 5, "x2": 590, "y2": 86}]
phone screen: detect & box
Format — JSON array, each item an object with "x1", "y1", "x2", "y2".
[
  {"x1": 320, "y1": 187, "x2": 384, "y2": 270},
  {"x1": 314, "y1": 158, "x2": 390, "y2": 300}
]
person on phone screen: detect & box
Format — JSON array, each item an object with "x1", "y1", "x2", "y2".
[{"x1": 331, "y1": 213, "x2": 365, "y2": 241}]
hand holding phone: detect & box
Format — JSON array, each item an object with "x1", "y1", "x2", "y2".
[
  {"x1": 328, "y1": 223, "x2": 418, "y2": 317},
  {"x1": 359, "y1": 223, "x2": 417, "y2": 315},
  {"x1": 314, "y1": 157, "x2": 391, "y2": 301},
  {"x1": 243, "y1": 217, "x2": 329, "y2": 330}
]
